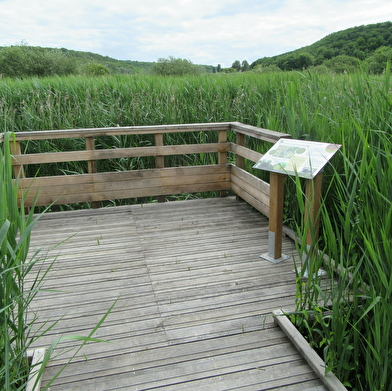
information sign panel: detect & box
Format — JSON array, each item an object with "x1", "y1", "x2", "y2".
[{"x1": 253, "y1": 138, "x2": 341, "y2": 179}]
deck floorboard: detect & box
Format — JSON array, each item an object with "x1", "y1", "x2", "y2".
[{"x1": 28, "y1": 197, "x2": 328, "y2": 390}]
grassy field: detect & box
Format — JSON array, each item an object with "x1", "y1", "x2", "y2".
[{"x1": 1, "y1": 70, "x2": 391, "y2": 390}]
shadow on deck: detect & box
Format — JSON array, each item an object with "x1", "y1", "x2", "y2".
[{"x1": 28, "y1": 197, "x2": 328, "y2": 391}]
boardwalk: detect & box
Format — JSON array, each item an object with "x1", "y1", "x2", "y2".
[{"x1": 28, "y1": 197, "x2": 327, "y2": 390}]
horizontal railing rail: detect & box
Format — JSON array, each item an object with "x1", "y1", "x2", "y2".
[{"x1": 1, "y1": 122, "x2": 290, "y2": 214}]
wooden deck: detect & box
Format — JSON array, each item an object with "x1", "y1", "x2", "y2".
[{"x1": 28, "y1": 197, "x2": 328, "y2": 390}]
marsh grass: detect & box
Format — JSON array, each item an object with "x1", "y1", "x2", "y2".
[
  {"x1": 0, "y1": 131, "x2": 48, "y2": 390},
  {"x1": 1, "y1": 69, "x2": 391, "y2": 389},
  {"x1": 292, "y1": 77, "x2": 392, "y2": 389}
]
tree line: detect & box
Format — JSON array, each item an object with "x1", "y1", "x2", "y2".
[
  {"x1": 0, "y1": 44, "x2": 119, "y2": 77},
  {"x1": 0, "y1": 44, "x2": 213, "y2": 78}
]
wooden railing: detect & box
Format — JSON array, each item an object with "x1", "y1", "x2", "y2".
[{"x1": 1, "y1": 122, "x2": 291, "y2": 217}]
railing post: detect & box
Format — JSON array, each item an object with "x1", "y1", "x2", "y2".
[
  {"x1": 261, "y1": 172, "x2": 290, "y2": 263},
  {"x1": 154, "y1": 133, "x2": 165, "y2": 203},
  {"x1": 235, "y1": 132, "x2": 245, "y2": 201},
  {"x1": 218, "y1": 129, "x2": 228, "y2": 197},
  {"x1": 86, "y1": 136, "x2": 99, "y2": 209},
  {"x1": 9, "y1": 140, "x2": 28, "y2": 213},
  {"x1": 9, "y1": 140, "x2": 25, "y2": 179},
  {"x1": 235, "y1": 132, "x2": 245, "y2": 169}
]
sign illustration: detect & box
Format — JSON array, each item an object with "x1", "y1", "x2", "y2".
[{"x1": 253, "y1": 138, "x2": 341, "y2": 179}]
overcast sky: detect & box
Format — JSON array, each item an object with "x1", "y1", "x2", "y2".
[{"x1": 1, "y1": 0, "x2": 391, "y2": 67}]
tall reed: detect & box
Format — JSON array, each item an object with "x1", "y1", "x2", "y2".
[
  {"x1": 293, "y1": 69, "x2": 392, "y2": 390},
  {"x1": 0, "y1": 132, "x2": 49, "y2": 390},
  {"x1": 0, "y1": 133, "x2": 116, "y2": 390}
]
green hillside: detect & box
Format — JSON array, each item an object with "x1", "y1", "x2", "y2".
[
  {"x1": 0, "y1": 45, "x2": 215, "y2": 78},
  {"x1": 250, "y1": 21, "x2": 392, "y2": 73},
  {"x1": 57, "y1": 49, "x2": 215, "y2": 74},
  {"x1": 58, "y1": 48, "x2": 156, "y2": 73}
]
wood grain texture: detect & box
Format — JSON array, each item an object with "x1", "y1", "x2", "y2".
[
  {"x1": 27, "y1": 197, "x2": 328, "y2": 390},
  {"x1": 18, "y1": 165, "x2": 231, "y2": 206}
]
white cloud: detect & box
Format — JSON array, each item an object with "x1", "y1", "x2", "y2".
[{"x1": 0, "y1": 0, "x2": 390, "y2": 67}]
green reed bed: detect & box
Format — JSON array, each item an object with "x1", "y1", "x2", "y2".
[
  {"x1": 1, "y1": 70, "x2": 391, "y2": 389},
  {"x1": 291, "y1": 70, "x2": 392, "y2": 389},
  {"x1": 0, "y1": 132, "x2": 48, "y2": 390},
  {"x1": 293, "y1": 124, "x2": 392, "y2": 390}
]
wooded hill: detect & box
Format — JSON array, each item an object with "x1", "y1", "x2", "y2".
[
  {"x1": 0, "y1": 44, "x2": 158, "y2": 76},
  {"x1": 0, "y1": 44, "x2": 215, "y2": 77},
  {"x1": 58, "y1": 48, "x2": 157, "y2": 73},
  {"x1": 250, "y1": 21, "x2": 392, "y2": 73},
  {"x1": 56, "y1": 49, "x2": 215, "y2": 74}
]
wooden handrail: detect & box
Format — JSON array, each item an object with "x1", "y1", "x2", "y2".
[
  {"x1": 230, "y1": 122, "x2": 291, "y2": 143},
  {"x1": 0, "y1": 123, "x2": 231, "y2": 141},
  {"x1": 11, "y1": 143, "x2": 231, "y2": 165},
  {"x1": 0, "y1": 122, "x2": 289, "y2": 142},
  {"x1": 1, "y1": 122, "x2": 291, "y2": 211}
]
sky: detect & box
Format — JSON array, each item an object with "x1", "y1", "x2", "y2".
[{"x1": 0, "y1": 0, "x2": 391, "y2": 67}]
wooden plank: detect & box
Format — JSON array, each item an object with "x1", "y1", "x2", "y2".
[
  {"x1": 230, "y1": 165, "x2": 270, "y2": 216},
  {"x1": 46, "y1": 356, "x2": 319, "y2": 391},
  {"x1": 2, "y1": 122, "x2": 290, "y2": 143},
  {"x1": 230, "y1": 165, "x2": 270, "y2": 204},
  {"x1": 25, "y1": 197, "x2": 329, "y2": 390},
  {"x1": 230, "y1": 121, "x2": 291, "y2": 143},
  {"x1": 18, "y1": 164, "x2": 226, "y2": 186},
  {"x1": 230, "y1": 142, "x2": 263, "y2": 163},
  {"x1": 18, "y1": 166, "x2": 231, "y2": 206},
  {"x1": 11, "y1": 143, "x2": 230, "y2": 165},
  {"x1": 26, "y1": 347, "x2": 46, "y2": 391},
  {"x1": 4, "y1": 123, "x2": 232, "y2": 141},
  {"x1": 20, "y1": 178, "x2": 230, "y2": 206},
  {"x1": 230, "y1": 182, "x2": 270, "y2": 217},
  {"x1": 273, "y1": 310, "x2": 347, "y2": 391},
  {"x1": 42, "y1": 329, "x2": 289, "y2": 371}
]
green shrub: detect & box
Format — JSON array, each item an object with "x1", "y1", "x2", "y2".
[
  {"x1": 366, "y1": 46, "x2": 392, "y2": 74},
  {"x1": 324, "y1": 55, "x2": 361, "y2": 73},
  {"x1": 152, "y1": 56, "x2": 203, "y2": 76},
  {"x1": 252, "y1": 64, "x2": 282, "y2": 73},
  {"x1": 81, "y1": 62, "x2": 110, "y2": 76},
  {"x1": 0, "y1": 45, "x2": 77, "y2": 78}
]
